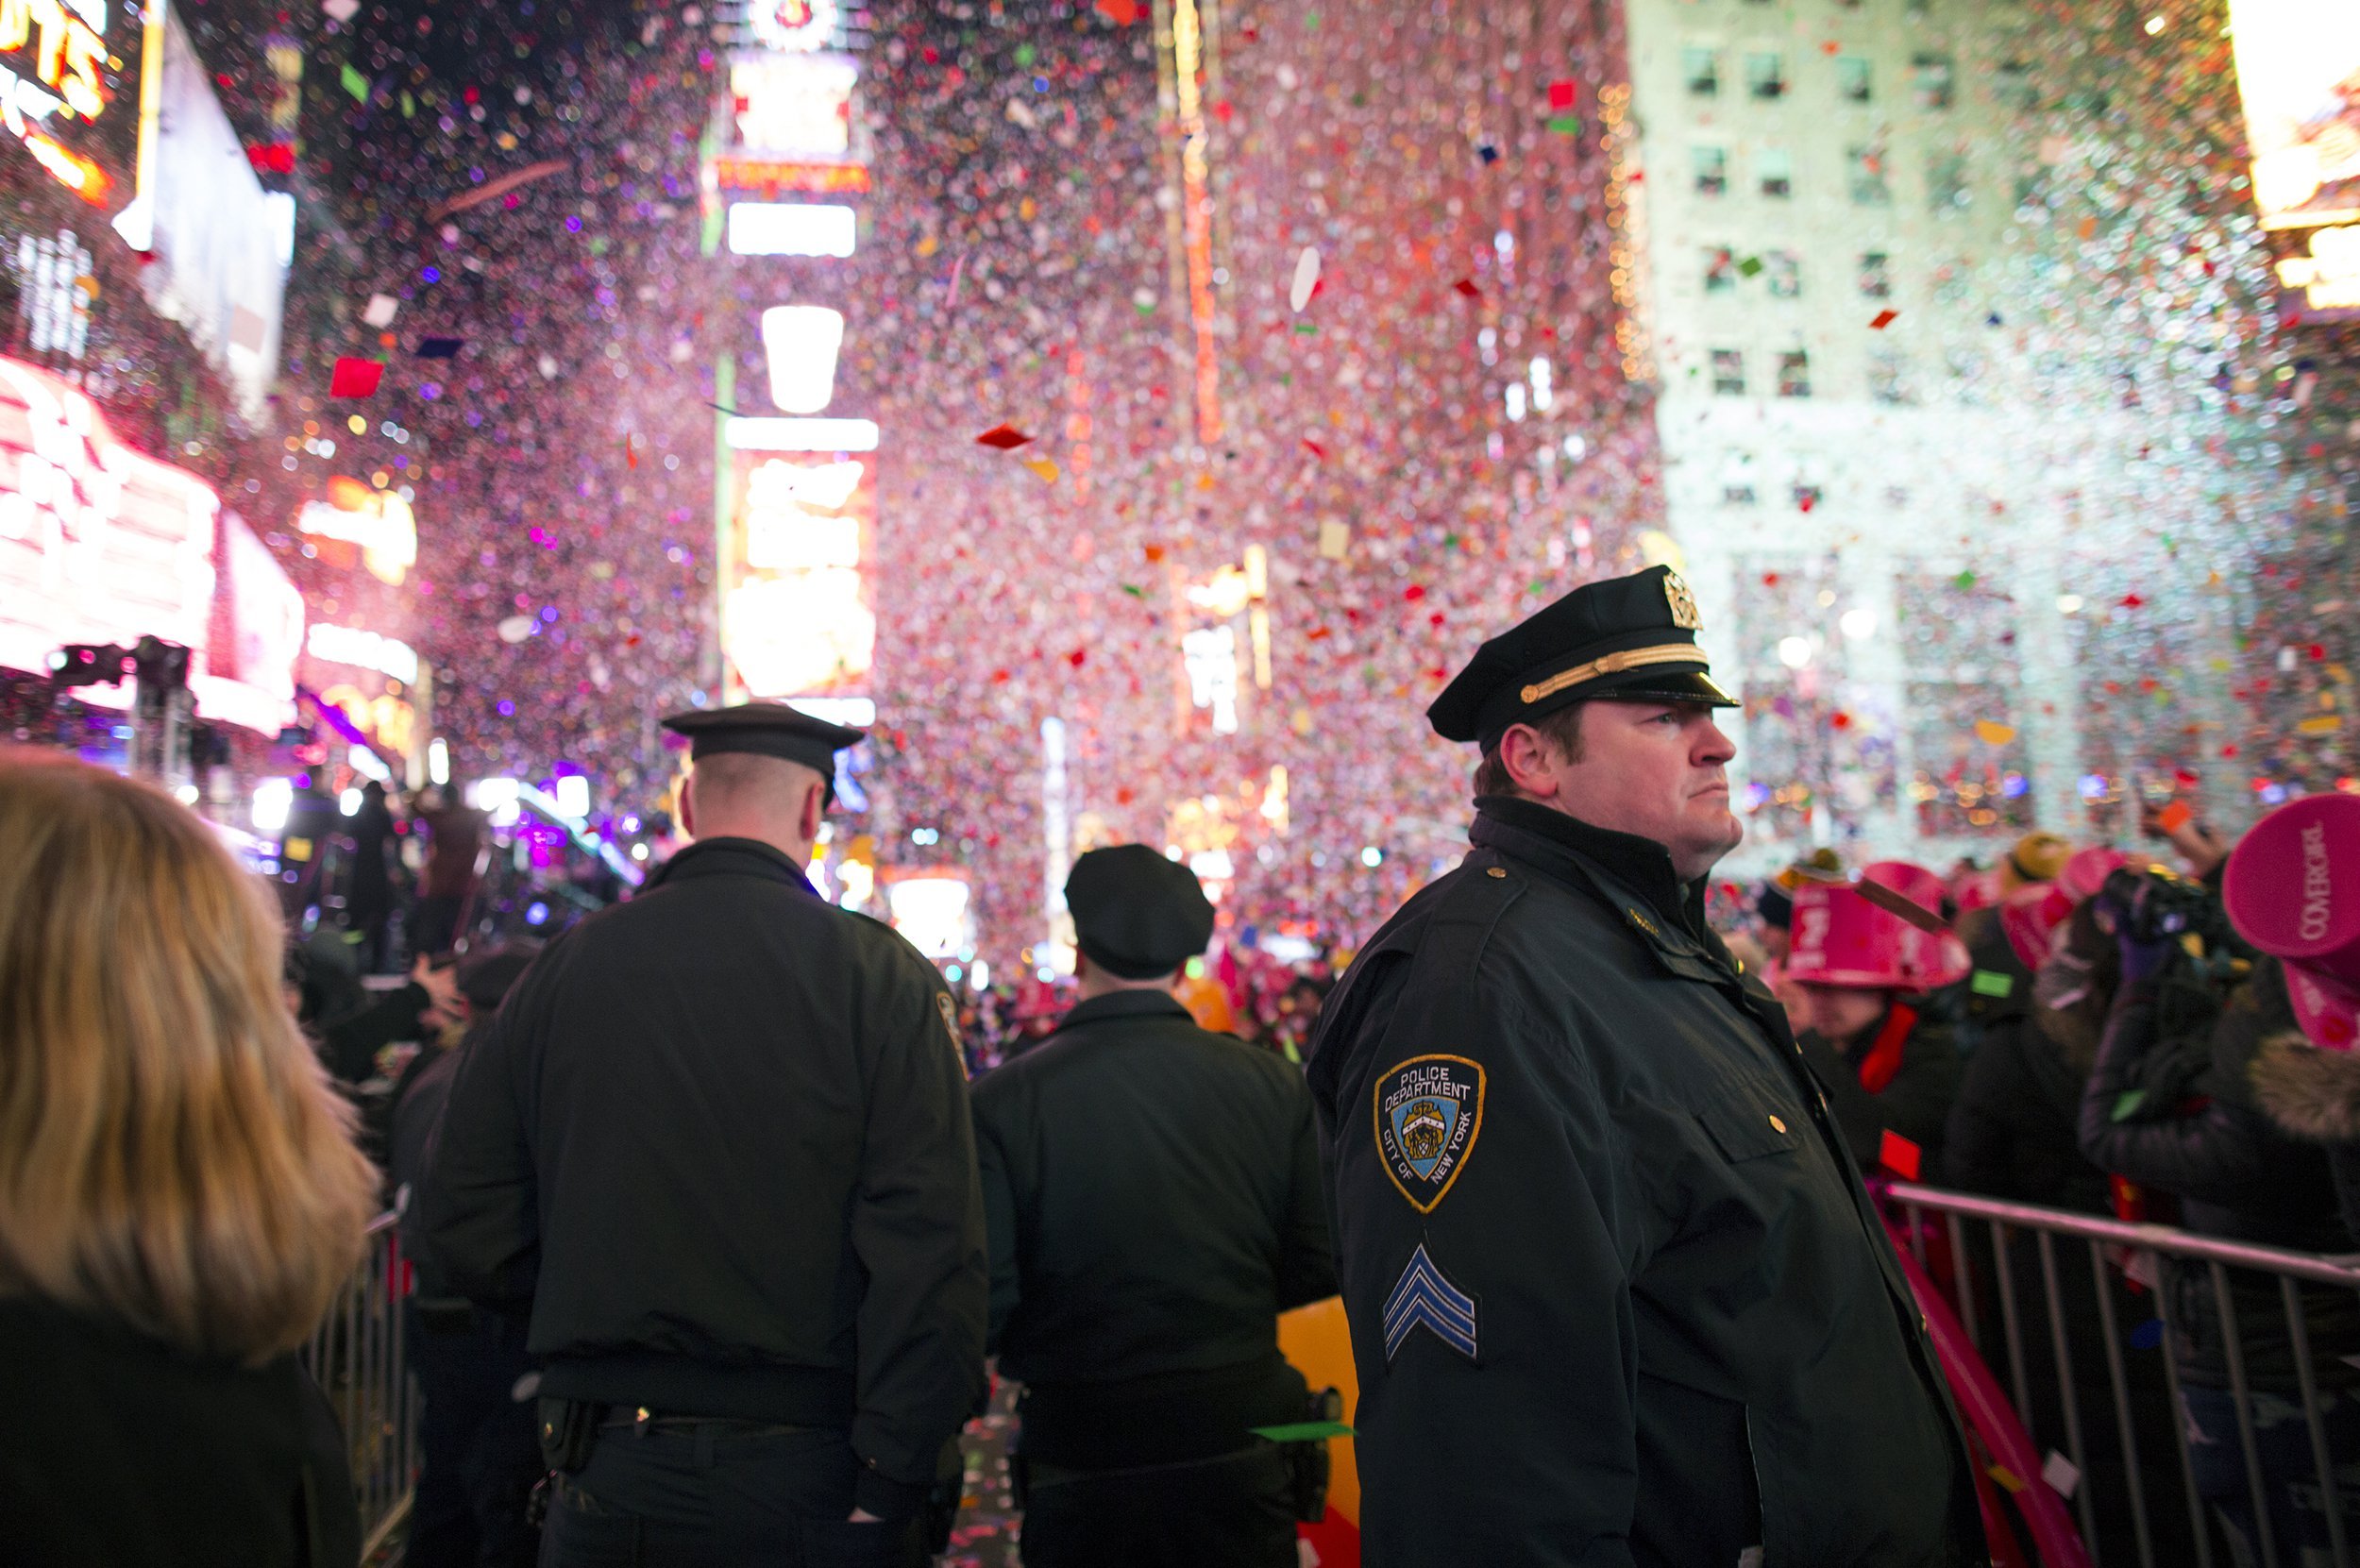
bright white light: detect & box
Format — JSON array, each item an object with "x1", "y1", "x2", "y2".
[
  {"x1": 888, "y1": 877, "x2": 972, "y2": 959},
  {"x1": 252, "y1": 779, "x2": 294, "y2": 833},
  {"x1": 1181, "y1": 626, "x2": 1241, "y2": 734},
  {"x1": 1360, "y1": 845, "x2": 1384, "y2": 868},
  {"x1": 631, "y1": 842, "x2": 649, "y2": 861},
  {"x1": 729, "y1": 202, "x2": 857, "y2": 258},
  {"x1": 1778, "y1": 635, "x2": 1814, "y2": 669},
  {"x1": 339, "y1": 786, "x2": 362, "y2": 817},
  {"x1": 173, "y1": 783, "x2": 199, "y2": 805},
  {"x1": 429, "y1": 738, "x2": 450, "y2": 785},
  {"x1": 2057, "y1": 594, "x2": 2085, "y2": 615},
  {"x1": 469, "y1": 777, "x2": 521, "y2": 814},
  {"x1": 761, "y1": 306, "x2": 846, "y2": 413},
  {"x1": 971, "y1": 959, "x2": 990, "y2": 991},
  {"x1": 346, "y1": 747, "x2": 392, "y2": 784},
  {"x1": 261, "y1": 192, "x2": 296, "y2": 268},
  {"x1": 1505, "y1": 382, "x2": 1527, "y2": 422},
  {"x1": 1839, "y1": 607, "x2": 1879, "y2": 641},
  {"x1": 786, "y1": 696, "x2": 877, "y2": 728},
  {"x1": 1529, "y1": 356, "x2": 1554, "y2": 411},
  {"x1": 725, "y1": 417, "x2": 879, "y2": 452},
  {"x1": 1189, "y1": 849, "x2": 1236, "y2": 883},
  {"x1": 553, "y1": 775, "x2": 591, "y2": 819},
  {"x1": 308, "y1": 623, "x2": 420, "y2": 683}
]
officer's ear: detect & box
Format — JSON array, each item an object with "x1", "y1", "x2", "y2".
[
  {"x1": 797, "y1": 771, "x2": 826, "y2": 846},
  {"x1": 677, "y1": 774, "x2": 700, "y2": 840}
]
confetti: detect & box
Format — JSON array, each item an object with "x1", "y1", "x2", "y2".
[
  {"x1": 362, "y1": 294, "x2": 400, "y2": 329},
  {"x1": 329, "y1": 357, "x2": 385, "y2": 397},
  {"x1": 1973, "y1": 720, "x2": 2017, "y2": 746},
  {"x1": 1452, "y1": 278, "x2": 1480, "y2": 298},
  {"x1": 1878, "y1": 1129, "x2": 1923, "y2": 1180},
  {"x1": 1869, "y1": 309, "x2": 1898, "y2": 329},
  {"x1": 1020, "y1": 456, "x2": 1061, "y2": 482},
  {"x1": 414, "y1": 335, "x2": 464, "y2": 359},
  {"x1": 974, "y1": 423, "x2": 1034, "y2": 449},
  {"x1": 1290, "y1": 246, "x2": 1321, "y2": 312}
]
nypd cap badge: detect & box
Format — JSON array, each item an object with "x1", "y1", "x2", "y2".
[{"x1": 1374, "y1": 1054, "x2": 1486, "y2": 1214}]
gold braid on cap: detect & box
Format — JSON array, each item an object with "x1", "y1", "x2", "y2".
[{"x1": 1520, "y1": 644, "x2": 1711, "y2": 706}]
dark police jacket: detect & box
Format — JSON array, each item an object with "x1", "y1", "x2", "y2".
[
  {"x1": 970, "y1": 990, "x2": 1336, "y2": 1465},
  {"x1": 420, "y1": 836, "x2": 986, "y2": 1518},
  {"x1": 1307, "y1": 799, "x2": 1983, "y2": 1568}
]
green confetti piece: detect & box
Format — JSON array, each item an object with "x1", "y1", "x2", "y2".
[
  {"x1": 1954, "y1": 570, "x2": 1977, "y2": 589},
  {"x1": 1545, "y1": 114, "x2": 1582, "y2": 134},
  {"x1": 400, "y1": 90, "x2": 414, "y2": 118},
  {"x1": 2111, "y1": 1088, "x2": 2148, "y2": 1122},
  {"x1": 1970, "y1": 969, "x2": 2015, "y2": 998},
  {"x1": 1015, "y1": 43, "x2": 1037, "y2": 65},
  {"x1": 1294, "y1": 321, "x2": 1319, "y2": 335},
  {"x1": 341, "y1": 62, "x2": 371, "y2": 102},
  {"x1": 1250, "y1": 1421, "x2": 1355, "y2": 1442},
  {"x1": 1737, "y1": 256, "x2": 1763, "y2": 278},
  {"x1": 1121, "y1": 583, "x2": 1145, "y2": 598}
]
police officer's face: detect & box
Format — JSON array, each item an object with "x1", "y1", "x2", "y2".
[{"x1": 1513, "y1": 700, "x2": 1742, "y2": 879}]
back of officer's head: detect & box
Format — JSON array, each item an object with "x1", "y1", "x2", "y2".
[
  {"x1": 681, "y1": 751, "x2": 828, "y2": 862},
  {"x1": 1067, "y1": 846, "x2": 1216, "y2": 996}
]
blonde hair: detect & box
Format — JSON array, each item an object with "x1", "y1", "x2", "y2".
[{"x1": 0, "y1": 750, "x2": 378, "y2": 1362}]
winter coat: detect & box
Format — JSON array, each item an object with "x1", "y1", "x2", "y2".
[
  {"x1": 1306, "y1": 797, "x2": 1984, "y2": 1568},
  {"x1": 2078, "y1": 960, "x2": 2360, "y2": 1390},
  {"x1": 1941, "y1": 1006, "x2": 2112, "y2": 1214},
  {"x1": 1797, "y1": 1003, "x2": 1961, "y2": 1175}
]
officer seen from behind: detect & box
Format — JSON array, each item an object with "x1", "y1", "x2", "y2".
[
  {"x1": 422, "y1": 702, "x2": 986, "y2": 1567},
  {"x1": 971, "y1": 846, "x2": 1337, "y2": 1568},
  {"x1": 1307, "y1": 566, "x2": 1983, "y2": 1566}
]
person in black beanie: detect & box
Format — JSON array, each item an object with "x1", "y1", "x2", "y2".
[{"x1": 971, "y1": 845, "x2": 1336, "y2": 1568}]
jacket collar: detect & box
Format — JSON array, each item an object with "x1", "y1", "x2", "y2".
[
  {"x1": 1054, "y1": 989, "x2": 1195, "y2": 1033},
  {"x1": 1469, "y1": 796, "x2": 1704, "y2": 938},
  {"x1": 647, "y1": 836, "x2": 818, "y2": 897}
]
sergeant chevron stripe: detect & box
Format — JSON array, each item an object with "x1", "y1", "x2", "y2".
[{"x1": 1382, "y1": 1243, "x2": 1479, "y2": 1362}]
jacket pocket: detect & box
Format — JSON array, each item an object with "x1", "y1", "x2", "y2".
[{"x1": 1694, "y1": 1092, "x2": 1802, "y2": 1163}]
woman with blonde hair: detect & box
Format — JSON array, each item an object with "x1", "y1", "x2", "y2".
[{"x1": 0, "y1": 750, "x2": 380, "y2": 1566}]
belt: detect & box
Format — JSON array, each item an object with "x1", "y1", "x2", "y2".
[{"x1": 595, "y1": 1405, "x2": 817, "y2": 1439}]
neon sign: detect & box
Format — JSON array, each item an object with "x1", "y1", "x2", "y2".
[{"x1": 296, "y1": 477, "x2": 416, "y2": 585}]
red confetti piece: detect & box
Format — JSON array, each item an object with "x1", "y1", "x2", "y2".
[
  {"x1": 1302, "y1": 438, "x2": 1327, "y2": 459},
  {"x1": 1880, "y1": 1129, "x2": 1923, "y2": 1181},
  {"x1": 1066, "y1": 649, "x2": 1087, "y2": 667},
  {"x1": 625, "y1": 437, "x2": 637, "y2": 469},
  {"x1": 1869, "y1": 310, "x2": 1899, "y2": 329},
  {"x1": 2157, "y1": 801, "x2": 2194, "y2": 833},
  {"x1": 2311, "y1": 644, "x2": 2328, "y2": 660},
  {"x1": 1306, "y1": 627, "x2": 1333, "y2": 640},
  {"x1": 1404, "y1": 584, "x2": 1426, "y2": 601},
  {"x1": 1547, "y1": 79, "x2": 1576, "y2": 110},
  {"x1": 1143, "y1": 544, "x2": 1167, "y2": 562},
  {"x1": 329, "y1": 357, "x2": 384, "y2": 397},
  {"x1": 1094, "y1": 0, "x2": 1139, "y2": 22},
  {"x1": 1452, "y1": 278, "x2": 1481, "y2": 298},
  {"x1": 1830, "y1": 711, "x2": 1852, "y2": 729},
  {"x1": 974, "y1": 422, "x2": 1034, "y2": 449},
  {"x1": 2120, "y1": 593, "x2": 2146, "y2": 608}
]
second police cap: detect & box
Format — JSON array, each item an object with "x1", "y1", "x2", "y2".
[
  {"x1": 1427, "y1": 565, "x2": 1736, "y2": 752},
  {"x1": 1064, "y1": 844, "x2": 1217, "y2": 980},
  {"x1": 660, "y1": 700, "x2": 867, "y2": 778}
]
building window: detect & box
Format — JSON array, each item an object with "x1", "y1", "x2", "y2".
[
  {"x1": 1869, "y1": 351, "x2": 1909, "y2": 404},
  {"x1": 1911, "y1": 53, "x2": 1955, "y2": 110},
  {"x1": 1859, "y1": 251, "x2": 1892, "y2": 296},
  {"x1": 1694, "y1": 145, "x2": 1728, "y2": 195},
  {"x1": 1683, "y1": 46, "x2": 1720, "y2": 96},
  {"x1": 1930, "y1": 152, "x2": 1969, "y2": 211},
  {"x1": 1777, "y1": 351, "x2": 1812, "y2": 396},
  {"x1": 1758, "y1": 148, "x2": 1793, "y2": 197},
  {"x1": 1837, "y1": 57, "x2": 1872, "y2": 102},
  {"x1": 1746, "y1": 53, "x2": 1786, "y2": 99},
  {"x1": 1848, "y1": 145, "x2": 1891, "y2": 205},
  {"x1": 1764, "y1": 251, "x2": 1801, "y2": 298},
  {"x1": 1705, "y1": 247, "x2": 1739, "y2": 294},
  {"x1": 1712, "y1": 349, "x2": 1746, "y2": 395}
]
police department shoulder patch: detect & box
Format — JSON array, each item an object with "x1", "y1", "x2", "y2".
[{"x1": 1374, "y1": 1054, "x2": 1485, "y2": 1214}]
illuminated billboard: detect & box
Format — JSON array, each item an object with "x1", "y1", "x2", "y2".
[
  {"x1": 0, "y1": 0, "x2": 141, "y2": 208},
  {"x1": 296, "y1": 477, "x2": 417, "y2": 585},
  {"x1": 2229, "y1": 0, "x2": 2360, "y2": 231},
  {"x1": 0, "y1": 356, "x2": 296, "y2": 733},
  {"x1": 721, "y1": 451, "x2": 876, "y2": 699}
]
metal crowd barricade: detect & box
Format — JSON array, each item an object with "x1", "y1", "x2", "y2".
[
  {"x1": 1884, "y1": 1182, "x2": 2360, "y2": 1568},
  {"x1": 300, "y1": 1212, "x2": 418, "y2": 1558}
]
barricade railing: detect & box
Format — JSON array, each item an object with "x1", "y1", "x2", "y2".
[
  {"x1": 1884, "y1": 1182, "x2": 2360, "y2": 1568},
  {"x1": 299, "y1": 1211, "x2": 417, "y2": 1559}
]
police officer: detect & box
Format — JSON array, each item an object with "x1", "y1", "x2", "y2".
[
  {"x1": 422, "y1": 702, "x2": 986, "y2": 1566},
  {"x1": 1306, "y1": 566, "x2": 1984, "y2": 1566},
  {"x1": 971, "y1": 846, "x2": 1336, "y2": 1568}
]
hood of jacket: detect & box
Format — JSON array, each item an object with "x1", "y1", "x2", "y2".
[{"x1": 2249, "y1": 1029, "x2": 2360, "y2": 1144}]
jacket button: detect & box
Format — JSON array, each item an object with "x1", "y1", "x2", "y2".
[
  {"x1": 1768, "y1": 1115, "x2": 1788, "y2": 1134},
  {"x1": 1486, "y1": 867, "x2": 1507, "y2": 878}
]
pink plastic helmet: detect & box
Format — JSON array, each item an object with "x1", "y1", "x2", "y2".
[
  {"x1": 2225, "y1": 792, "x2": 2360, "y2": 1051},
  {"x1": 1999, "y1": 846, "x2": 2132, "y2": 970},
  {"x1": 1862, "y1": 860, "x2": 1949, "y2": 919},
  {"x1": 1789, "y1": 879, "x2": 1972, "y2": 993}
]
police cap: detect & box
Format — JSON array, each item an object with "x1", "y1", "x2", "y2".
[
  {"x1": 1427, "y1": 565, "x2": 1736, "y2": 751},
  {"x1": 1065, "y1": 845, "x2": 1216, "y2": 980},
  {"x1": 660, "y1": 700, "x2": 867, "y2": 780}
]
